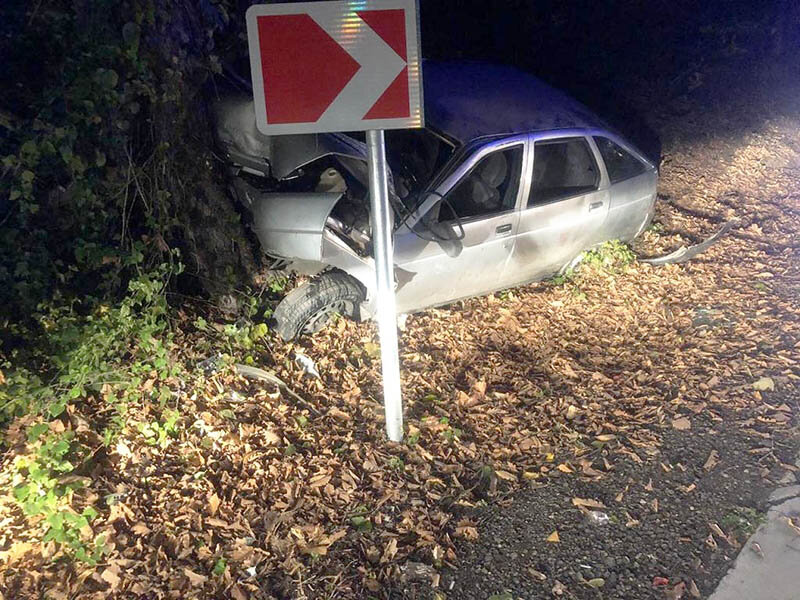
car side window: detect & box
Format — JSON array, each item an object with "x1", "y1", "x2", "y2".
[
  {"x1": 593, "y1": 136, "x2": 647, "y2": 184},
  {"x1": 439, "y1": 146, "x2": 523, "y2": 222},
  {"x1": 529, "y1": 137, "x2": 599, "y2": 206}
]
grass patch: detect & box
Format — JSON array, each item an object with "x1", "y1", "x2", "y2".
[{"x1": 721, "y1": 506, "x2": 766, "y2": 539}]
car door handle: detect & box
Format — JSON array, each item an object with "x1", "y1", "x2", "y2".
[
  {"x1": 495, "y1": 224, "x2": 513, "y2": 235},
  {"x1": 588, "y1": 201, "x2": 604, "y2": 211}
]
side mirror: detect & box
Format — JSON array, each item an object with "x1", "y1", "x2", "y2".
[
  {"x1": 436, "y1": 198, "x2": 466, "y2": 241},
  {"x1": 420, "y1": 194, "x2": 465, "y2": 242},
  {"x1": 416, "y1": 196, "x2": 465, "y2": 257}
]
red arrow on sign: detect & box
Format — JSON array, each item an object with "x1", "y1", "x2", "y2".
[{"x1": 256, "y1": 14, "x2": 361, "y2": 124}]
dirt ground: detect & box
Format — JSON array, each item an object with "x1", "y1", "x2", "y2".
[{"x1": 1, "y1": 53, "x2": 798, "y2": 600}]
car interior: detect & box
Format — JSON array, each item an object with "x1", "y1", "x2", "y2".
[
  {"x1": 441, "y1": 146, "x2": 523, "y2": 221},
  {"x1": 529, "y1": 137, "x2": 599, "y2": 205}
]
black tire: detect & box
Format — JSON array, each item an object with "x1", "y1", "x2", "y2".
[{"x1": 272, "y1": 271, "x2": 365, "y2": 341}]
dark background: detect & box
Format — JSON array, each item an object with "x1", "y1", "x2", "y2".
[{"x1": 418, "y1": 0, "x2": 798, "y2": 158}]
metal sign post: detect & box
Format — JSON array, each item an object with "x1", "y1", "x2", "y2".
[
  {"x1": 366, "y1": 130, "x2": 403, "y2": 441},
  {"x1": 245, "y1": 0, "x2": 423, "y2": 442}
]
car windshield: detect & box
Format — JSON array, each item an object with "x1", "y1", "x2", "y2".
[{"x1": 385, "y1": 128, "x2": 455, "y2": 208}]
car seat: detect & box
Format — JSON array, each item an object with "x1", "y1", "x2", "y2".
[{"x1": 466, "y1": 152, "x2": 508, "y2": 214}]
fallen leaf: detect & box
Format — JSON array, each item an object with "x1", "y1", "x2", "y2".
[
  {"x1": 703, "y1": 450, "x2": 720, "y2": 471},
  {"x1": 672, "y1": 417, "x2": 691, "y2": 430},
  {"x1": 101, "y1": 567, "x2": 121, "y2": 589},
  {"x1": 455, "y1": 525, "x2": 479, "y2": 540},
  {"x1": 115, "y1": 440, "x2": 132, "y2": 458},
  {"x1": 381, "y1": 538, "x2": 398, "y2": 563},
  {"x1": 208, "y1": 493, "x2": 221, "y2": 516},
  {"x1": 752, "y1": 377, "x2": 775, "y2": 391},
  {"x1": 309, "y1": 473, "x2": 333, "y2": 488},
  {"x1": 586, "y1": 578, "x2": 605, "y2": 588},
  {"x1": 184, "y1": 568, "x2": 207, "y2": 586},
  {"x1": 653, "y1": 576, "x2": 669, "y2": 587},
  {"x1": 783, "y1": 517, "x2": 800, "y2": 536},
  {"x1": 666, "y1": 581, "x2": 686, "y2": 599},
  {"x1": 495, "y1": 470, "x2": 517, "y2": 481},
  {"x1": 0, "y1": 542, "x2": 34, "y2": 564},
  {"x1": 231, "y1": 586, "x2": 248, "y2": 600},
  {"x1": 528, "y1": 568, "x2": 547, "y2": 581},
  {"x1": 131, "y1": 522, "x2": 150, "y2": 535},
  {"x1": 572, "y1": 497, "x2": 605, "y2": 509},
  {"x1": 546, "y1": 530, "x2": 560, "y2": 543},
  {"x1": 557, "y1": 463, "x2": 573, "y2": 474},
  {"x1": 689, "y1": 579, "x2": 701, "y2": 598},
  {"x1": 709, "y1": 522, "x2": 731, "y2": 544},
  {"x1": 206, "y1": 517, "x2": 233, "y2": 529}
]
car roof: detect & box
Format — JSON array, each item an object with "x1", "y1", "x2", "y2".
[{"x1": 423, "y1": 61, "x2": 608, "y2": 145}]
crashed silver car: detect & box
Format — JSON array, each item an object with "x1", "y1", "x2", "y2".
[{"x1": 215, "y1": 62, "x2": 658, "y2": 340}]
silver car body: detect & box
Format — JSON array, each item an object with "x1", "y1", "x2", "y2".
[{"x1": 215, "y1": 62, "x2": 657, "y2": 318}]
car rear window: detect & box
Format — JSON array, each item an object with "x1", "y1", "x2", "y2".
[
  {"x1": 529, "y1": 137, "x2": 599, "y2": 206},
  {"x1": 593, "y1": 136, "x2": 648, "y2": 184}
]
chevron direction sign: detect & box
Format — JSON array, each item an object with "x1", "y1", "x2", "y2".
[{"x1": 245, "y1": 0, "x2": 424, "y2": 136}]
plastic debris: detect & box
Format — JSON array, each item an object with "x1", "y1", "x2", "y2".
[
  {"x1": 586, "y1": 511, "x2": 610, "y2": 525},
  {"x1": 295, "y1": 351, "x2": 321, "y2": 379}
]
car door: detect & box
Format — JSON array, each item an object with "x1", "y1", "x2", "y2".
[
  {"x1": 592, "y1": 135, "x2": 658, "y2": 242},
  {"x1": 505, "y1": 133, "x2": 610, "y2": 285},
  {"x1": 393, "y1": 137, "x2": 528, "y2": 313}
]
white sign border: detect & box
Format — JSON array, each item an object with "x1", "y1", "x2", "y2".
[{"x1": 246, "y1": 0, "x2": 424, "y2": 136}]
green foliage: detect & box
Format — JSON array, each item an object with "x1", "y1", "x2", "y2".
[
  {"x1": 0, "y1": 0, "x2": 237, "y2": 319},
  {"x1": 137, "y1": 409, "x2": 180, "y2": 448},
  {"x1": 267, "y1": 274, "x2": 289, "y2": 294},
  {"x1": 582, "y1": 240, "x2": 636, "y2": 271},
  {"x1": 12, "y1": 427, "x2": 108, "y2": 564},
  {"x1": 2, "y1": 263, "x2": 180, "y2": 427},
  {"x1": 551, "y1": 240, "x2": 636, "y2": 287},
  {"x1": 721, "y1": 507, "x2": 766, "y2": 538},
  {"x1": 350, "y1": 506, "x2": 373, "y2": 532},
  {"x1": 387, "y1": 456, "x2": 405, "y2": 471},
  {"x1": 0, "y1": 0, "x2": 254, "y2": 569},
  {"x1": 440, "y1": 418, "x2": 463, "y2": 442},
  {"x1": 3, "y1": 262, "x2": 181, "y2": 562},
  {"x1": 213, "y1": 557, "x2": 228, "y2": 576}
]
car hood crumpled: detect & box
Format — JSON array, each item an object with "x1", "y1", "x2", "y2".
[{"x1": 213, "y1": 94, "x2": 368, "y2": 180}]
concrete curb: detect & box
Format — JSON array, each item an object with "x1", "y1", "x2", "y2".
[{"x1": 709, "y1": 489, "x2": 800, "y2": 600}]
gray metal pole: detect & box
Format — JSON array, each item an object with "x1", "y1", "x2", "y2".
[{"x1": 366, "y1": 129, "x2": 403, "y2": 442}]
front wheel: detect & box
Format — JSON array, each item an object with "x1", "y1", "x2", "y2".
[{"x1": 272, "y1": 271, "x2": 365, "y2": 341}]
